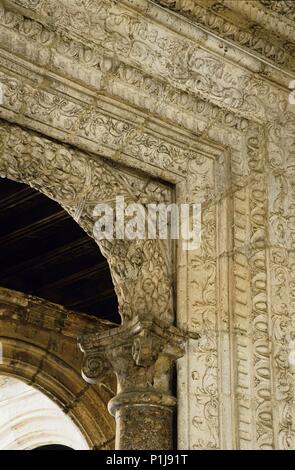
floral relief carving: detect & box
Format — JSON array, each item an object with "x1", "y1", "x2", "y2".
[
  {"x1": 155, "y1": 0, "x2": 293, "y2": 71},
  {"x1": 259, "y1": 0, "x2": 295, "y2": 22},
  {"x1": 1, "y1": 0, "x2": 290, "y2": 123},
  {"x1": 0, "y1": 121, "x2": 173, "y2": 323},
  {"x1": 0, "y1": 70, "x2": 194, "y2": 177},
  {"x1": 267, "y1": 114, "x2": 295, "y2": 449},
  {"x1": 0, "y1": 0, "x2": 292, "y2": 143},
  {"x1": 0, "y1": 0, "x2": 295, "y2": 450}
]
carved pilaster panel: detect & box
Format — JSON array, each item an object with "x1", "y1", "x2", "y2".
[
  {"x1": 267, "y1": 118, "x2": 295, "y2": 449},
  {"x1": 177, "y1": 153, "x2": 220, "y2": 449},
  {"x1": 250, "y1": 179, "x2": 273, "y2": 449}
]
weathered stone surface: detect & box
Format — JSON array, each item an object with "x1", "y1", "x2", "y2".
[
  {"x1": 0, "y1": 287, "x2": 116, "y2": 449},
  {"x1": 0, "y1": 0, "x2": 294, "y2": 450},
  {"x1": 115, "y1": 406, "x2": 173, "y2": 450},
  {"x1": 79, "y1": 315, "x2": 192, "y2": 449}
]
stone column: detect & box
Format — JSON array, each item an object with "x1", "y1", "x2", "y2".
[{"x1": 78, "y1": 315, "x2": 192, "y2": 450}]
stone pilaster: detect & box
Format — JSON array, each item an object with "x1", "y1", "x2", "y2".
[{"x1": 78, "y1": 316, "x2": 193, "y2": 450}]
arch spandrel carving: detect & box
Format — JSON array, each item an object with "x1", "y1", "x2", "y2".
[{"x1": 0, "y1": 121, "x2": 173, "y2": 323}]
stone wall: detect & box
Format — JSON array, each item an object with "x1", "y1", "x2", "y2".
[{"x1": 0, "y1": 0, "x2": 294, "y2": 449}]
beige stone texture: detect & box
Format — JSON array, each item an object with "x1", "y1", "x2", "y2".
[
  {"x1": 0, "y1": 0, "x2": 294, "y2": 450},
  {"x1": 0, "y1": 287, "x2": 116, "y2": 449}
]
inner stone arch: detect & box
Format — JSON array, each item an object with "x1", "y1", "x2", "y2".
[
  {"x1": 0, "y1": 286, "x2": 117, "y2": 449},
  {"x1": 0, "y1": 375, "x2": 89, "y2": 450}
]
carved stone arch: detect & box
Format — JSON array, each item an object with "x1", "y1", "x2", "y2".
[
  {"x1": 0, "y1": 120, "x2": 173, "y2": 323},
  {"x1": 0, "y1": 340, "x2": 114, "y2": 449},
  {"x1": 0, "y1": 286, "x2": 117, "y2": 449}
]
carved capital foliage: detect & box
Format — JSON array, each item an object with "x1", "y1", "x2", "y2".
[
  {"x1": 78, "y1": 315, "x2": 193, "y2": 401},
  {"x1": 0, "y1": 121, "x2": 173, "y2": 323}
]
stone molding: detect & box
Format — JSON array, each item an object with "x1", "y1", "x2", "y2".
[
  {"x1": 0, "y1": 0, "x2": 294, "y2": 451},
  {"x1": 154, "y1": 0, "x2": 295, "y2": 70},
  {"x1": 0, "y1": 0, "x2": 292, "y2": 130},
  {"x1": 0, "y1": 287, "x2": 114, "y2": 339}
]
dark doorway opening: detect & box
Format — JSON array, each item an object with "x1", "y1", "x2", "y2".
[{"x1": 0, "y1": 178, "x2": 120, "y2": 324}]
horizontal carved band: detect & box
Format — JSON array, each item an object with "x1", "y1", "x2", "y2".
[{"x1": 108, "y1": 390, "x2": 177, "y2": 416}]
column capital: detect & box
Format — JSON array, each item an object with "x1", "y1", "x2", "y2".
[
  {"x1": 78, "y1": 316, "x2": 199, "y2": 449},
  {"x1": 78, "y1": 315, "x2": 193, "y2": 393}
]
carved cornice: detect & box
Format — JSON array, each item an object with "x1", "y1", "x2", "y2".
[
  {"x1": 154, "y1": 0, "x2": 295, "y2": 72},
  {"x1": 8, "y1": 0, "x2": 295, "y2": 73},
  {"x1": 225, "y1": 1, "x2": 295, "y2": 41},
  {"x1": 0, "y1": 0, "x2": 292, "y2": 133}
]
